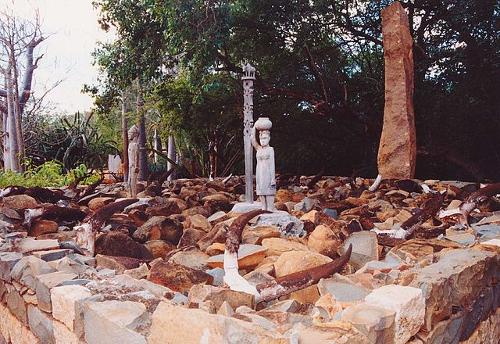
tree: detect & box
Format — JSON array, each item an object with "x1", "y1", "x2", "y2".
[
  {"x1": 0, "y1": 8, "x2": 45, "y2": 171},
  {"x1": 91, "y1": 0, "x2": 500, "y2": 181}
]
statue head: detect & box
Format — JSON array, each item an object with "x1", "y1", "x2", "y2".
[{"x1": 259, "y1": 130, "x2": 271, "y2": 147}]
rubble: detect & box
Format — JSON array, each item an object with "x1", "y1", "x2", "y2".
[{"x1": 0, "y1": 175, "x2": 498, "y2": 343}]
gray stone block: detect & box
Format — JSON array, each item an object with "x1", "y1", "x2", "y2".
[
  {"x1": 28, "y1": 304, "x2": 55, "y2": 344},
  {"x1": 35, "y1": 271, "x2": 77, "y2": 312}
]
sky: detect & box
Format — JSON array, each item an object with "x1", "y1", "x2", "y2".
[{"x1": 1, "y1": 0, "x2": 115, "y2": 113}]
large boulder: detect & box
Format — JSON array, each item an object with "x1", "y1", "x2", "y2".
[{"x1": 132, "y1": 216, "x2": 183, "y2": 245}]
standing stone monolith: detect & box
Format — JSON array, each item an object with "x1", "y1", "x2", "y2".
[{"x1": 377, "y1": 2, "x2": 416, "y2": 179}]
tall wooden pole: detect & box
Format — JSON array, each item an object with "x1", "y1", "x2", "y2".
[{"x1": 242, "y1": 64, "x2": 256, "y2": 203}]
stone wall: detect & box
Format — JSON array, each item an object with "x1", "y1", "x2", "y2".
[{"x1": 0, "y1": 242, "x2": 498, "y2": 343}]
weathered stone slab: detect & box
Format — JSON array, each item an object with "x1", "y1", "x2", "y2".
[
  {"x1": 53, "y1": 320, "x2": 83, "y2": 344},
  {"x1": 51, "y1": 285, "x2": 92, "y2": 337},
  {"x1": 16, "y1": 238, "x2": 60, "y2": 254},
  {"x1": 35, "y1": 271, "x2": 77, "y2": 312},
  {"x1": 377, "y1": 1, "x2": 416, "y2": 178},
  {"x1": 28, "y1": 304, "x2": 54, "y2": 344},
  {"x1": 83, "y1": 300, "x2": 147, "y2": 344},
  {"x1": 147, "y1": 301, "x2": 284, "y2": 343},
  {"x1": 317, "y1": 275, "x2": 370, "y2": 304},
  {"x1": 33, "y1": 249, "x2": 72, "y2": 262},
  {"x1": 409, "y1": 248, "x2": 498, "y2": 331},
  {"x1": 6, "y1": 286, "x2": 27, "y2": 324},
  {"x1": 11, "y1": 256, "x2": 56, "y2": 290},
  {"x1": 365, "y1": 285, "x2": 425, "y2": 344}
]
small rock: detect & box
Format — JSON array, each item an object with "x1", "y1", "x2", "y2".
[
  {"x1": 300, "y1": 210, "x2": 320, "y2": 225},
  {"x1": 2, "y1": 194, "x2": 38, "y2": 210},
  {"x1": 133, "y1": 216, "x2": 183, "y2": 245},
  {"x1": 177, "y1": 228, "x2": 205, "y2": 247},
  {"x1": 188, "y1": 284, "x2": 255, "y2": 310},
  {"x1": 308, "y1": 225, "x2": 342, "y2": 258},
  {"x1": 168, "y1": 248, "x2": 209, "y2": 271},
  {"x1": 29, "y1": 219, "x2": 59, "y2": 237},
  {"x1": 95, "y1": 232, "x2": 152, "y2": 260},
  {"x1": 217, "y1": 301, "x2": 234, "y2": 317},
  {"x1": 323, "y1": 208, "x2": 338, "y2": 219},
  {"x1": 144, "y1": 240, "x2": 175, "y2": 259},
  {"x1": 340, "y1": 231, "x2": 378, "y2": 269},
  {"x1": 274, "y1": 250, "x2": 331, "y2": 278},
  {"x1": 124, "y1": 263, "x2": 149, "y2": 279},
  {"x1": 88, "y1": 197, "x2": 114, "y2": 211},
  {"x1": 317, "y1": 275, "x2": 370, "y2": 306},
  {"x1": 187, "y1": 214, "x2": 211, "y2": 232},
  {"x1": 148, "y1": 261, "x2": 212, "y2": 293},
  {"x1": 254, "y1": 211, "x2": 305, "y2": 236},
  {"x1": 293, "y1": 197, "x2": 318, "y2": 212},
  {"x1": 261, "y1": 237, "x2": 309, "y2": 256},
  {"x1": 242, "y1": 225, "x2": 281, "y2": 245},
  {"x1": 51, "y1": 285, "x2": 92, "y2": 336},
  {"x1": 341, "y1": 303, "x2": 395, "y2": 343},
  {"x1": 32, "y1": 249, "x2": 72, "y2": 262},
  {"x1": 16, "y1": 238, "x2": 60, "y2": 253},
  {"x1": 205, "y1": 242, "x2": 225, "y2": 256}
]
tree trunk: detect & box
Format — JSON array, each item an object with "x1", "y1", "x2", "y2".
[
  {"x1": 153, "y1": 129, "x2": 162, "y2": 163},
  {"x1": 11, "y1": 60, "x2": 24, "y2": 169},
  {"x1": 136, "y1": 81, "x2": 147, "y2": 180},
  {"x1": 121, "y1": 93, "x2": 129, "y2": 183},
  {"x1": 2, "y1": 80, "x2": 10, "y2": 171},
  {"x1": 6, "y1": 66, "x2": 20, "y2": 172},
  {"x1": 167, "y1": 135, "x2": 176, "y2": 181}
]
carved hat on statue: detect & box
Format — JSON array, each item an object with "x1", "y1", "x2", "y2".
[
  {"x1": 128, "y1": 125, "x2": 140, "y2": 140},
  {"x1": 255, "y1": 117, "x2": 272, "y2": 146}
]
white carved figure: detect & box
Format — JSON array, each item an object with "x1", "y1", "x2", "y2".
[
  {"x1": 127, "y1": 125, "x2": 140, "y2": 197},
  {"x1": 251, "y1": 117, "x2": 276, "y2": 211}
]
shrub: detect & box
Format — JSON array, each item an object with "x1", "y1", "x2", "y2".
[{"x1": 0, "y1": 160, "x2": 100, "y2": 188}]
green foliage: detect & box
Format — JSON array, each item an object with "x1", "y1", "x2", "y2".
[
  {"x1": 24, "y1": 111, "x2": 118, "y2": 172},
  {"x1": 0, "y1": 161, "x2": 100, "y2": 188}
]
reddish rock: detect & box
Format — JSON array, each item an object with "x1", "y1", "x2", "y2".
[
  {"x1": 132, "y1": 216, "x2": 183, "y2": 244},
  {"x1": 148, "y1": 261, "x2": 212, "y2": 293},
  {"x1": 96, "y1": 255, "x2": 142, "y2": 273},
  {"x1": 2, "y1": 194, "x2": 38, "y2": 210},
  {"x1": 377, "y1": 1, "x2": 416, "y2": 179},
  {"x1": 144, "y1": 240, "x2": 176, "y2": 259},
  {"x1": 307, "y1": 225, "x2": 342, "y2": 258},
  {"x1": 88, "y1": 197, "x2": 114, "y2": 211},
  {"x1": 95, "y1": 232, "x2": 153, "y2": 260},
  {"x1": 29, "y1": 219, "x2": 58, "y2": 237},
  {"x1": 178, "y1": 228, "x2": 205, "y2": 247}
]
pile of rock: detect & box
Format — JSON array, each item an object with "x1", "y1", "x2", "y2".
[{"x1": 0, "y1": 176, "x2": 498, "y2": 343}]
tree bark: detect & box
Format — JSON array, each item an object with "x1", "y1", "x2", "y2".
[
  {"x1": 121, "y1": 93, "x2": 129, "y2": 183},
  {"x1": 6, "y1": 66, "x2": 20, "y2": 171},
  {"x1": 136, "y1": 81, "x2": 147, "y2": 180},
  {"x1": 167, "y1": 135, "x2": 176, "y2": 181}
]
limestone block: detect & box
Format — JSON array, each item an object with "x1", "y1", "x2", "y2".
[
  {"x1": 341, "y1": 303, "x2": 395, "y2": 343},
  {"x1": 0, "y1": 302, "x2": 40, "y2": 344},
  {"x1": 35, "y1": 271, "x2": 77, "y2": 312},
  {"x1": 409, "y1": 248, "x2": 498, "y2": 331},
  {"x1": 147, "y1": 301, "x2": 284, "y2": 343},
  {"x1": 84, "y1": 300, "x2": 148, "y2": 344},
  {"x1": 28, "y1": 304, "x2": 55, "y2": 344},
  {"x1": 0, "y1": 252, "x2": 23, "y2": 282},
  {"x1": 365, "y1": 285, "x2": 424, "y2": 344},
  {"x1": 51, "y1": 285, "x2": 92, "y2": 337},
  {"x1": 53, "y1": 320, "x2": 84, "y2": 344}
]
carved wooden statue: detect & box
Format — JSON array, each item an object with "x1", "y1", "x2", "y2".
[{"x1": 251, "y1": 117, "x2": 276, "y2": 211}]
